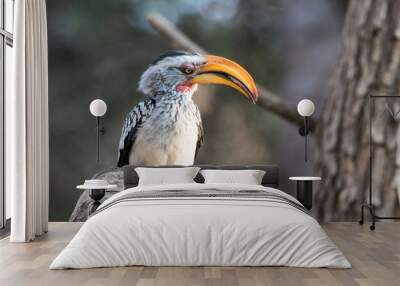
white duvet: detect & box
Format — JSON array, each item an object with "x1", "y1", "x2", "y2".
[{"x1": 50, "y1": 183, "x2": 350, "y2": 269}]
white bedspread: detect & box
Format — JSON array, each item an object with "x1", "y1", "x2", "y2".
[{"x1": 50, "y1": 183, "x2": 350, "y2": 269}]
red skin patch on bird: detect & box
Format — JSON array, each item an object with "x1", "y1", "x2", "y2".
[{"x1": 176, "y1": 83, "x2": 193, "y2": 92}]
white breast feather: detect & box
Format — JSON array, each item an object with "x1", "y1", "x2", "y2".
[{"x1": 130, "y1": 101, "x2": 200, "y2": 166}]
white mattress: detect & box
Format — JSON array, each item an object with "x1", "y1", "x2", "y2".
[{"x1": 50, "y1": 183, "x2": 350, "y2": 269}]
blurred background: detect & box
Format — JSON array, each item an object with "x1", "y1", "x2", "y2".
[{"x1": 48, "y1": 0, "x2": 346, "y2": 221}]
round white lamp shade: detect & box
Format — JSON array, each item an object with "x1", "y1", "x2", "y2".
[
  {"x1": 297, "y1": 99, "x2": 315, "y2": 117},
  {"x1": 90, "y1": 99, "x2": 107, "y2": 117}
]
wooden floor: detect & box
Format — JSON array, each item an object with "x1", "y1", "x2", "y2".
[{"x1": 0, "y1": 222, "x2": 399, "y2": 286}]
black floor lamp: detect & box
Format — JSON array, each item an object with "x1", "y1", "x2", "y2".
[{"x1": 359, "y1": 94, "x2": 400, "y2": 230}]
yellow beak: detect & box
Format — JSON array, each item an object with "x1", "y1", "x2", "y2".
[{"x1": 189, "y1": 55, "x2": 258, "y2": 103}]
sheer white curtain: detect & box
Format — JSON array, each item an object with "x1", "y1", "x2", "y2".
[{"x1": 7, "y1": 0, "x2": 49, "y2": 242}]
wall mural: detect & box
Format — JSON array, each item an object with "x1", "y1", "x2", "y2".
[
  {"x1": 117, "y1": 51, "x2": 257, "y2": 167},
  {"x1": 48, "y1": 1, "x2": 343, "y2": 221}
]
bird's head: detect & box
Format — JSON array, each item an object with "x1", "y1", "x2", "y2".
[{"x1": 138, "y1": 51, "x2": 258, "y2": 103}]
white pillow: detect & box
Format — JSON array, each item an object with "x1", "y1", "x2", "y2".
[
  {"x1": 200, "y1": 169, "x2": 266, "y2": 185},
  {"x1": 135, "y1": 167, "x2": 200, "y2": 186}
]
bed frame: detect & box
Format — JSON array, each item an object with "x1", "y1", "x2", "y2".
[{"x1": 123, "y1": 165, "x2": 279, "y2": 189}]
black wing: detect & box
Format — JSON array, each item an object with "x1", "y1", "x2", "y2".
[
  {"x1": 194, "y1": 105, "x2": 204, "y2": 159},
  {"x1": 117, "y1": 98, "x2": 155, "y2": 167}
]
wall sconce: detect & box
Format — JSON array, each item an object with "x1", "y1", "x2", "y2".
[
  {"x1": 89, "y1": 99, "x2": 107, "y2": 163},
  {"x1": 297, "y1": 99, "x2": 315, "y2": 162}
]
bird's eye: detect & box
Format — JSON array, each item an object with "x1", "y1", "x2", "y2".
[{"x1": 181, "y1": 67, "x2": 194, "y2": 75}]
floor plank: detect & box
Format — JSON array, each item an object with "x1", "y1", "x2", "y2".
[{"x1": 0, "y1": 222, "x2": 399, "y2": 286}]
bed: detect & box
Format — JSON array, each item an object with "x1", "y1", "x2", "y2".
[{"x1": 53, "y1": 165, "x2": 350, "y2": 269}]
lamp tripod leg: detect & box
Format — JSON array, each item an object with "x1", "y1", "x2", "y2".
[
  {"x1": 359, "y1": 204, "x2": 364, "y2": 225},
  {"x1": 370, "y1": 206, "x2": 375, "y2": 231}
]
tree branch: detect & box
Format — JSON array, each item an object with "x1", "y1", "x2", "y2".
[{"x1": 147, "y1": 13, "x2": 315, "y2": 129}]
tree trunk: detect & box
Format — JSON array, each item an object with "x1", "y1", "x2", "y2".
[{"x1": 315, "y1": 0, "x2": 400, "y2": 220}]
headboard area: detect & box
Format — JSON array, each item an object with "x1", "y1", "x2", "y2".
[{"x1": 123, "y1": 165, "x2": 279, "y2": 189}]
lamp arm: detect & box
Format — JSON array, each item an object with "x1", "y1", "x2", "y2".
[
  {"x1": 304, "y1": 116, "x2": 308, "y2": 162},
  {"x1": 96, "y1": 117, "x2": 100, "y2": 163}
]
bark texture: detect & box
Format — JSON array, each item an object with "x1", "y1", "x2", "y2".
[{"x1": 315, "y1": 0, "x2": 400, "y2": 220}]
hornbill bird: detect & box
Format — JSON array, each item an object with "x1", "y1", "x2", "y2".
[{"x1": 117, "y1": 51, "x2": 258, "y2": 167}]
